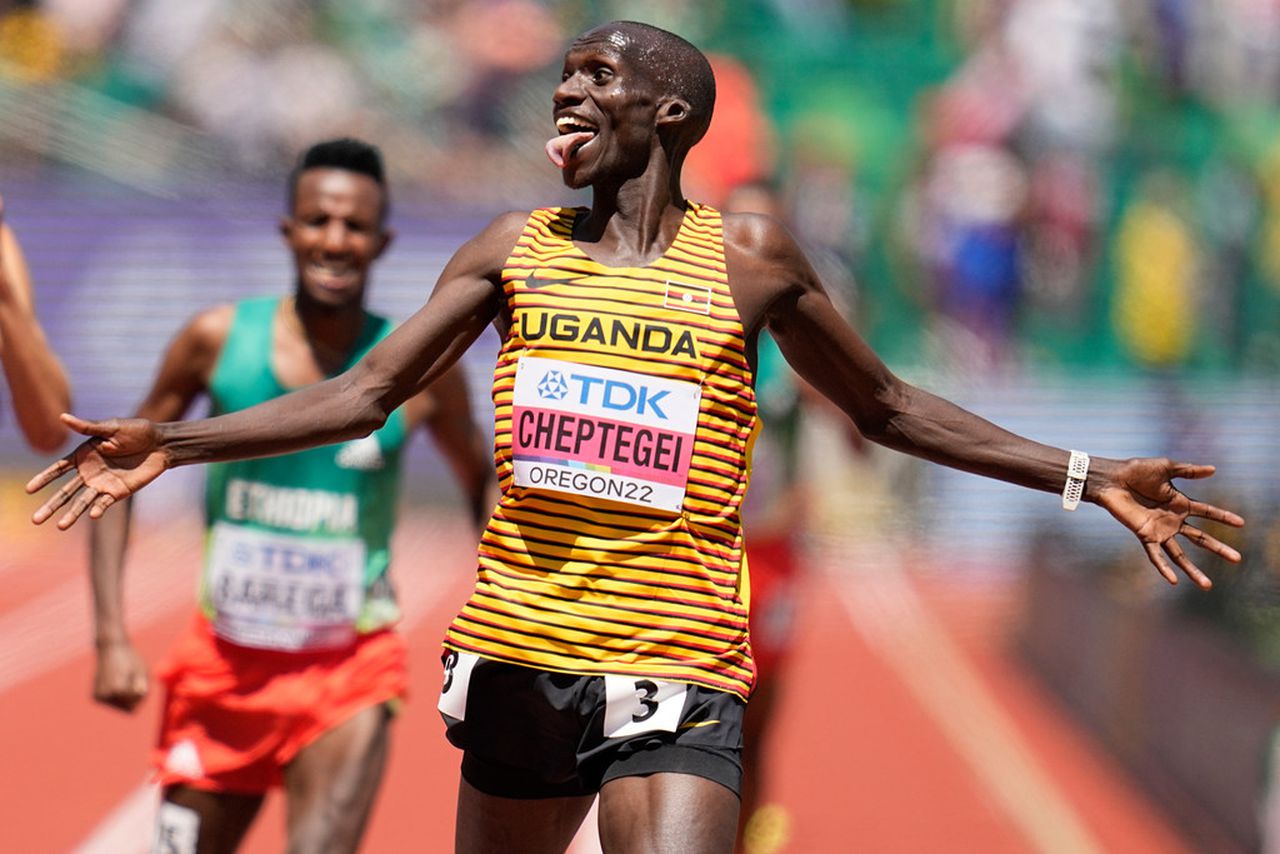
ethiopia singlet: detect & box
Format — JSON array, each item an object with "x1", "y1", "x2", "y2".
[
  {"x1": 199, "y1": 296, "x2": 408, "y2": 652},
  {"x1": 444, "y1": 204, "x2": 760, "y2": 698}
]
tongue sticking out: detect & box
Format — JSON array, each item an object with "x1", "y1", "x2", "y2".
[{"x1": 545, "y1": 131, "x2": 595, "y2": 168}]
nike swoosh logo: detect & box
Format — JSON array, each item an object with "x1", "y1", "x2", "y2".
[
  {"x1": 523, "y1": 274, "x2": 581, "y2": 290},
  {"x1": 679, "y1": 719, "x2": 721, "y2": 729}
]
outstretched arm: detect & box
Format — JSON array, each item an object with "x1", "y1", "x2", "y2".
[
  {"x1": 725, "y1": 213, "x2": 1244, "y2": 588},
  {"x1": 29, "y1": 212, "x2": 527, "y2": 529},
  {"x1": 0, "y1": 207, "x2": 72, "y2": 453}
]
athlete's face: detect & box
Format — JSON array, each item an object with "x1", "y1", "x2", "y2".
[
  {"x1": 281, "y1": 168, "x2": 391, "y2": 308},
  {"x1": 550, "y1": 28, "x2": 662, "y2": 188}
]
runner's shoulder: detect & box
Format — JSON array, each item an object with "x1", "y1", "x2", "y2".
[
  {"x1": 478, "y1": 210, "x2": 536, "y2": 244},
  {"x1": 721, "y1": 211, "x2": 804, "y2": 270},
  {"x1": 175, "y1": 303, "x2": 235, "y2": 366},
  {"x1": 721, "y1": 211, "x2": 812, "y2": 316},
  {"x1": 448, "y1": 210, "x2": 535, "y2": 278}
]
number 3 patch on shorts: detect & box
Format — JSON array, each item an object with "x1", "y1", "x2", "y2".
[
  {"x1": 437, "y1": 650, "x2": 480, "y2": 721},
  {"x1": 603, "y1": 675, "x2": 687, "y2": 738}
]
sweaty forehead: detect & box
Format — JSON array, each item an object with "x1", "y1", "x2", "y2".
[{"x1": 570, "y1": 26, "x2": 632, "y2": 58}]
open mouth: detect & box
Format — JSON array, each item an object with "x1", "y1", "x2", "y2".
[
  {"x1": 546, "y1": 116, "x2": 599, "y2": 168},
  {"x1": 307, "y1": 261, "x2": 358, "y2": 290}
]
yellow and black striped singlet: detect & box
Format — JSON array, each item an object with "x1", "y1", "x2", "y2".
[{"x1": 443, "y1": 203, "x2": 759, "y2": 698}]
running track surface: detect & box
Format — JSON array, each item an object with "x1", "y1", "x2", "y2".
[{"x1": 0, "y1": 486, "x2": 1191, "y2": 853}]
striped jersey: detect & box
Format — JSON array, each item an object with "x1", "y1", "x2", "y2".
[{"x1": 443, "y1": 203, "x2": 760, "y2": 698}]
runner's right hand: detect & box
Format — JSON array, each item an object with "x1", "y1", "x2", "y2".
[
  {"x1": 27, "y1": 415, "x2": 169, "y2": 530},
  {"x1": 93, "y1": 640, "x2": 149, "y2": 712}
]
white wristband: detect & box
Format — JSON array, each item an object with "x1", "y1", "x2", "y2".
[{"x1": 1061, "y1": 450, "x2": 1089, "y2": 511}]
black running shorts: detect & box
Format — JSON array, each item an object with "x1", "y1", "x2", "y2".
[{"x1": 437, "y1": 651, "x2": 744, "y2": 799}]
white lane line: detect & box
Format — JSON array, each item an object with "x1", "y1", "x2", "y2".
[
  {"x1": 73, "y1": 513, "x2": 476, "y2": 852},
  {"x1": 823, "y1": 545, "x2": 1101, "y2": 854},
  {"x1": 74, "y1": 780, "x2": 158, "y2": 854},
  {"x1": 0, "y1": 527, "x2": 197, "y2": 694}
]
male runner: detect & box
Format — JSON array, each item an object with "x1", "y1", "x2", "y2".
[
  {"x1": 0, "y1": 196, "x2": 71, "y2": 452},
  {"x1": 31, "y1": 23, "x2": 1244, "y2": 854},
  {"x1": 85, "y1": 138, "x2": 492, "y2": 853}
]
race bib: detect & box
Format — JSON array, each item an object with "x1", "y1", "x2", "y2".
[
  {"x1": 603, "y1": 675, "x2": 688, "y2": 738},
  {"x1": 205, "y1": 522, "x2": 366, "y2": 651},
  {"x1": 437, "y1": 650, "x2": 481, "y2": 721},
  {"x1": 511, "y1": 356, "x2": 701, "y2": 512}
]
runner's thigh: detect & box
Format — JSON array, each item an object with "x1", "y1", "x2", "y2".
[
  {"x1": 282, "y1": 703, "x2": 393, "y2": 853},
  {"x1": 455, "y1": 776, "x2": 596, "y2": 854},
  {"x1": 597, "y1": 771, "x2": 739, "y2": 854}
]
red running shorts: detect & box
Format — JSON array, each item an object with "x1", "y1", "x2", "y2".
[{"x1": 151, "y1": 615, "x2": 407, "y2": 793}]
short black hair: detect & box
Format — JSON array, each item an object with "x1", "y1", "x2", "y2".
[
  {"x1": 586, "y1": 22, "x2": 716, "y2": 150},
  {"x1": 286, "y1": 137, "x2": 390, "y2": 223}
]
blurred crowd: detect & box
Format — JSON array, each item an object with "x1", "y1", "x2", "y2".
[
  {"x1": 0, "y1": 0, "x2": 575, "y2": 202},
  {"x1": 0, "y1": 0, "x2": 1279, "y2": 373},
  {"x1": 893, "y1": 0, "x2": 1280, "y2": 377}
]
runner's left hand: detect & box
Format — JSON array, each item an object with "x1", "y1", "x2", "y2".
[{"x1": 1094, "y1": 457, "x2": 1244, "y2": 589}]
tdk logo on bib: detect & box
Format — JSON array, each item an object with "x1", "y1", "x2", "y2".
[
  {"x1": 536, "y1": 368, "x2": 672, "y2": 419},
  {"x1": 568, "y1": 373, "x2": 670, "y2": 417},
  {"x1": 229, "y1": 541, "x2": 355, "y2": 576}
]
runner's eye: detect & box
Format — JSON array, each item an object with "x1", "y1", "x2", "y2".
[{"x1": 592, "y1": 68, "x2": 612, "y2": 85}]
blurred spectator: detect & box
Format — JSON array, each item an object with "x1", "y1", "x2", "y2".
[
  {"x1": 1019, "y1": 152, "x2": 1100, "y2": 327},
  {"x1": 447, "y1": 0, "x2": 563, "y2": 136},
  {"x1": 1111, "y1": 171, "x2": 1200, "y2": 369},
  {"x1": 1255, "y1": 141, "x2": 1280, "y2": 296},
  {"x1": 1003, "y1": 0, "x2": 1121, "y2": 154},
  {"x1": 1193, "y1": 154, "x2": 1258, "y2": 365},
  {"x1": 0, "y1": 0, "x2": 65, "y2": 81},
  {"x1": 903, "y1": 0, "x2": 1122, "y2": 371},
  {"x1": 781, "y1": 115, "x2": 863, "y2": 318},
  {"x1": 906, "y1": 140, "x2": 1028, "y2": 370},
  {"x1": 684, "y1": 53, "x2": 776, "y2": 207},
  {"x1": 41, "y1": 0, "x2": 127, "y2": 57}
]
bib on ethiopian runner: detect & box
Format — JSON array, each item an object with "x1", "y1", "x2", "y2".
[
  {"x1": 511, "y1": 356, "x2": 701, "y2": 512},
  {"x1": 205, "y1": 521, "x2": 366, "y2": 651}
]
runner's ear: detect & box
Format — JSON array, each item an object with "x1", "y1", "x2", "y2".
[
  {"x1": 656, "y1": 97, "x2": 692, "y2": 129},
  {"x1": 375, "y1": 227, "x2": 395, "y2": 260}
]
